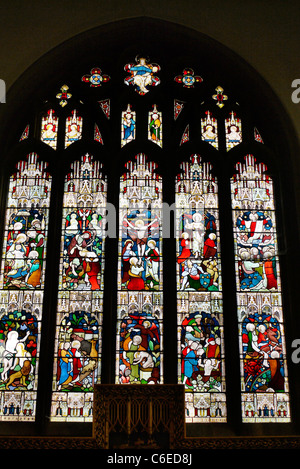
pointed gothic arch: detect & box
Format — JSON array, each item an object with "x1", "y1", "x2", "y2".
[{"x1": 0, "y1": 17, "x2": 299, "y2": 448}]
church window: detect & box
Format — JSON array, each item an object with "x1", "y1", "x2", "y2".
[
  {"x1": 0, "y1": 22, "x2": 294, "y2": 437},
  {"x1": 0, "y1": 153, "x2": 51, "y2": 420},
  {"x1": 41, "y1": 109, "x2": 58, "y2": 150},
  {"x1": 116, "y1": 154, "x2": 163, "y2": 385},
  {"x1": 231, "y1": 155, "x2": 290, "y2": 422},
  {"x1": 176, "y1": 154, "x2": 226, "y2": 422},
  {"x1": 50, "y1": 154, "x2": 107, "y2": 421}
]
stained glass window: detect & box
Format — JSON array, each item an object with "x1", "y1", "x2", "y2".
[
  {"x1": 56, "y1": 85, "x2": 72, "y2": 107},
  {"x1": 65, "y1": 110, "x2": 83, "y2": 148},
  {"x1": 124, "y1": 56, "x2": 161, "y2": 95},
  {"x1": 180, "y1": 125, "x2": 189, "y2": 146},
  {"x1": 116, "y1": 154, "x2": 163, "y2": 385},
  {"x1": 98, "y1": 99, "x2": 110, "y2": 119},
  {"x1": 212, "y1": 86, "x2": 228, "y2": 108},
  {"x1": 148, "y1": 105, "x2": 162, "y2": 148},
  {"x1": 225, "y1": 111, "x2": 242, "y2": 151},
  {"x1": 20, "y1": 125, "x2": 29, "y2": 142},
  {"x1": 94, "y1": 124, "x2": 103, "y2": 144},
  {"x1": 231, "y1": 155, "x2": 290, "y2": 422},
  {"x1": 174, "y1": 100, "x2": 184, "y2": 120},
  {"x1": 121, "y1": 104, "x2": 136, "y2": 147},
  {"x1": 81, "y1": 67, "x2": 110, "y2": 87},
  {"x1": 174, "y1": 68, "x2": 203, "y2": 88},
  {"x1": 176, "y1": 154, "x2": 226, "y2": 422},
  {"x1": 50, "y1": 154, "x2": 107, "y2": 422},
  {"x1": 254, "y1": 128, "x2": 264, "y2": 144},
  {"x1": 1, "y1": 37, "x2": 294, "y2": 436},
  {"x1": 0, "y1": 153, "x2": 52, "y2": 420},
  {"x1": 201, "y1": 111, "x2": 218, "y2": 150},
  {"x1": 41, "y1": 109, "x2": 58, "y2": 150}
]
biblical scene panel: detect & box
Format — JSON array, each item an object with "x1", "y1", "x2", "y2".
[
  {"x1": 116, "y1": 154, "x2": 163, "y2": 385},
  {"x1": 51, "y1": 154, "x2": 107, "y2": 422},
  {"x1": 176, "y1": 154, "x2": 227, "y2": 422},
  {"x1": 0, "y1": 153, "x2": 51, "y2": 420},
  {"x1": 231, "y1": 155, "x2": 290, "y2": 422}
]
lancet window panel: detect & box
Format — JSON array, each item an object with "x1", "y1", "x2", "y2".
[
  {"x1": 65, "y1": 109, "x2": 83, "y2": 148},
  {"x1": 230, "y1": 154, "x2": 290, "y2": 422},
  {"x1": 116, "y1": 154, "x2": 163, "y2": 386},
  {"x1": 0, "y1": 152, "x2": 52, "y2": 421},
  {"x1": 121, "y1": 104, "x2": 136, "y2": 148},
  {"x1": 201, "y1": 111, "x2": 219, "y2": 150},
  {"x1": 41, "y1": 109, "x2": 59, "y2": 150},
  {"x1": 50, "y1": 154, "x2": 107, "y2": 422},
  {"x1": 225, "y1": 111, "x2": 242, "y2": 151},
  {"x1": 175, "y1": 154, "x2": 227, "y2": 422},
  {"x1": 148, "y1": 105, "x2": 163, "y2": 148}
]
